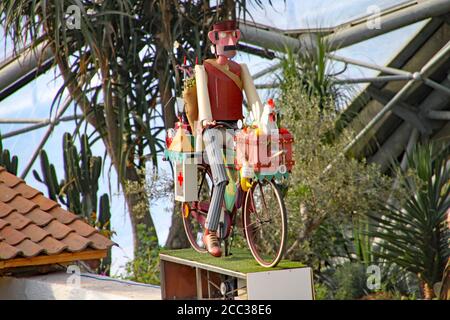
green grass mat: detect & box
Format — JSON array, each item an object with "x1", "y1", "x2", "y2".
[{"x1": 160, "y1": 247, "x2": 305, "y2": 274}]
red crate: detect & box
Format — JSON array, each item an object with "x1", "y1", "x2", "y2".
[
  {"x1": 235, "y1": 128, "x2": 294, "y2": 173},
  {"x1": 279, "y1": 128, "x2": 295, "y2": 172}
]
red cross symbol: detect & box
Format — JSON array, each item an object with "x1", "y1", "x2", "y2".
[{"x1": 177, "y1": 171, "x2": 184, "y2": 187}]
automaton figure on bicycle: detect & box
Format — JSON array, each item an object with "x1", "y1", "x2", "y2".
[{"x1": 194, "y1": 20, "x2": 264, "y2": 257}]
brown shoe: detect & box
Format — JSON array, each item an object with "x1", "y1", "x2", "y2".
[{"x1": 202, "y1": 229, "x2": 222, "y2": 257}]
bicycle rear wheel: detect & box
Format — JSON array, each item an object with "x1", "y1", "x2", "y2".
[
  {"x1": 182, "y1": 165, "x2": 211, "y2": 253},
  {"x1": 243, "y1": 179, "x2": 287, "y2": 267}
]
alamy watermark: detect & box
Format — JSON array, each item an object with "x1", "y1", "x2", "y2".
[
  {"x1": 366, "y1": 265, "x2": 381, "y2": 291},
  {"x1": 366, "y1": 5, "x2": 381, "y2": 30},
  {"x1": 66, "y1": 264, "x2": 81, "y2": 288},
  {"x1": 66, "y1": 5, "x2": 81, "y2": 30}
]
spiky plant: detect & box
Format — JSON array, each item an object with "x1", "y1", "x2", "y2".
[
  {"x1": 0, "y1": 135, "x2": 18, "y2": 175},
  {"x1": 279, "y1": 36, "x2": 355, "y2": 113},
  {"x1": 369, "y1": 143, "x2": 450, "y2": 299}
]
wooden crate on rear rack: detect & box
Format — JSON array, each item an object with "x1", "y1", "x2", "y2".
[{"x1": 235, "y1": 127, "x2": 295, "y2": 175}]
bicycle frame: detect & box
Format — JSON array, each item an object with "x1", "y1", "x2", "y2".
[
  {"x1": 199, "y1": 123, "x2": 290, "y2": 233},
  {"x1": 223, "y1": 147, "x2": 242, "y2": 213}
]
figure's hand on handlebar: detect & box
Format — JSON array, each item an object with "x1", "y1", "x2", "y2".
[
  {"x1": 201, "y1": 120, "x2": 216, "y2": 129},
  {"x1": 201, "y1": 120, "x2": 235, "y2": 133}
]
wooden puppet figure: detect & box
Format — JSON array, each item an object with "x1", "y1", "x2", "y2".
[{"x1": 194, "y1": 20, "x2": 263, "y2": 257}]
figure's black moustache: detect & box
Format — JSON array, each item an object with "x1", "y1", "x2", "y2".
[{"x1": 223, "y1": 45, "x2": 237, "y2": 51}]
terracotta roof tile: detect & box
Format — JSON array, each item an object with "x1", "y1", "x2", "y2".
[
  {"x1": 0, "y1": 227, "x2": 26, "y2": 246},
  {"x1": 0, "y1": 202, "x2": 15, "y2": 218},
  {"x1": 0, "y1": 183, "x2": 19, "y2": 202},
  {"x1": 87, "y1": 232, "x2": 116, "y2": 250},
  {"x1": 38, "y1": 237, "x2": 68, "y2": 255},
  {"x1": 24, "y1": 208, "x2": 55, "y2": 226},
  {"x1": 13, "y1": 182, "x2": 43, "y2": 199},
  {"x1": 7, "y1": 196, "x2": 38, "y2": 214},
  {"x1": 2, "y1": 211, "x2": 33, "y2": 230},
  {"x1": 44, "y1": 220, "x2": 74, "y2": 240},
  {"x1": 0, "y1": 219, "x2": 10, "y2": 231},
  {"x1": 0, "y1": 226, "x2": 29, "y2": 245},
  {"x1": 47, "y1": 206, "x2": 79, "y2": 224},
  {"x1": 0, "y1": 166, "x2": 115, "y2": 267},
  {"x1": 60, "y1": 233, "x2": 93, "y2": 252},
  {"x1": 68, "y1": 220, "x2": 97, "y2": 237},
  {"x1": 15, "y1": 239, "x2": 45, "y2": 257},
  {"x1": 0, "y1": 241, "x2": 21, "y2": 260},
  {"x1": 0, "y1": 169, "x2": 23, "y2": 187},
  {"x1": 30, "y1": 194, "x2": 59, "y2": 211},
  {"x1": 21, "y1": 224, "x2": 50, "y2": 242}
]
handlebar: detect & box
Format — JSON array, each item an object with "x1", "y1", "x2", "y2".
[
  {"x1": 212, "y1": 121, "x2": 237, "y2": 129},
  {"x1": 203, "y1": 120, "x2": 237, "y2": 129}
]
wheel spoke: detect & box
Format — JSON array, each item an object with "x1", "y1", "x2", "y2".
[
  {"x1": 198, "y1": 172, "x2": 206, "y2": 199},
  {"x1": 259, "y1": 182, "x2": 268, "y2": 210}
]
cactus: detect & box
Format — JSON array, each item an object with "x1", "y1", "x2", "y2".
[
  {"x1": 0, "y1": 136, "x2": 19, "y2": 175},
  {"x1": 62, "y1": 133, "x2": 102, "y2": 218},
  {"x1": 33, "y1": 150, "x2": 62, "y2": 202},
  {"x1": 33, "y1": 133, "x2": 110, "y2": 219},
  {"x1": 98, "y1": 194, "x2": 112, "y2": 275}
]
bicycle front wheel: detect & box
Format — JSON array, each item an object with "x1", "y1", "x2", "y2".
[{"x1": 243, "y1": 179, "x2": 287, "y2": 268}]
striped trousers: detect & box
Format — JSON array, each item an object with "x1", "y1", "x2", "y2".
[{"x1": 203, "y1": 128, "x2": 229, "y2": 231}]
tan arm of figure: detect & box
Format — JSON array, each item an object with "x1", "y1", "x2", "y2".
[
  {"x1": 194, "y1": 64, "x2": 213, "y2": 152},
  {"x1": 240, "y1": 63, "x2": 263, "y2": 122}
]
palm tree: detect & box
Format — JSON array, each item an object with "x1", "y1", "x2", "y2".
[
  {"x1": 370, "y1": 143, "x2": 450, "y2": 299},
  {"x1": 0, "y1": 0, "x2": 272, "y2": 258}
]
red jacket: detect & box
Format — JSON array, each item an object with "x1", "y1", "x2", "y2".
[{"x1": 204, "y1": 59, "x2": 243, "y2": 121}]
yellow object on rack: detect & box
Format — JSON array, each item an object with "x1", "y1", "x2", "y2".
[{"x1": 240, "y1": 176, "x2": 252, "y2": 192}]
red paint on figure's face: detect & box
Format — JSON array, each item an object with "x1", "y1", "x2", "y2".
[{"x1": 208, "y1": 30, "x2": 241, "y2": 59}]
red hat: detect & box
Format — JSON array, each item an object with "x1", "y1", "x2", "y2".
[{"x1": 212, "y1": 20, "x2": 237, "y2": 32}]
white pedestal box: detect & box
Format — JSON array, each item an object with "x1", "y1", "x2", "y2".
[
  {"x1": 160, "y1": 252, "x2": 315, "y2": 300},
  {"x1": 246, "y1": 268, "x2": 314, "y2": 300}
]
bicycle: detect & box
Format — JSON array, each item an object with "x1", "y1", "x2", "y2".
[{"x1": 173, "y1": 120, "x2": 290, "y2": 268}]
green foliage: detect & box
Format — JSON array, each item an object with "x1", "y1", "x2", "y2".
[
  {"x1": 124, "y1": 224, "x2": 160, "y2": 285},
  {"x1": 98, "y1": 194, "x2": 112, "y2": 273},
  {"x1": 0, "y1": 135, "x2": 18, "y2": 175},
  {"x1": 319, "y1": 262, "x2": 420, "y2": 300},
  {"x1": 314, "y1": 282, "x2": 332, "y2": 300},
  {"x1": 276, "y1": 43, "x2": 412, "y2": 298},
  {"x1": 279, "y1": 37, "x2": 354, "y2": 112},
  {"x1": 120, "y1": 168, "x2": 170, "y2": 281},
  {"x1": 278, "y1": 65, "x2": 394, "y2": 265},
  {"x1": 353, "y1": 216, "x2": 373, "y2": 266},
  {"x1": 331, "y1": 262, "x2": 368, "y2": 300},
  {"x1": 369, "y1": 143, "x2": 450, "y2": 297},
  {"x1": 359, "y1": 291, "x2": 417, "y2": 300}
]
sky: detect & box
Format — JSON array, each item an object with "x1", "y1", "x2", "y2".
[{"x1": 0, "y1": 0, "x2": 424, "y2": 276}]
